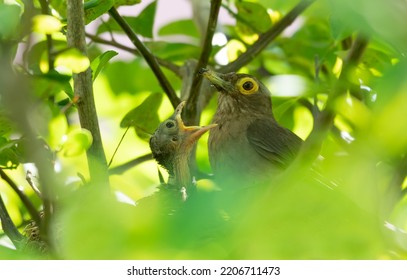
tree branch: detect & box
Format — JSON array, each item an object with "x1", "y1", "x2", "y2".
[
  {"x1": 186, "y1": 0, "x2": 222, "y2": 125},
  {"x1": 109, "y1": 153, "x2": 153, "y2": 175},
  {"x1": 85, "y1": 32, "x2": 182, "y2": 76},
  {"x1": 67, "y1": 0, "x2": 110, "y2": 189},
  {"x1": 0, "y1": 193, "x2": 24, "y2": 249},
  {"x1": 220, "y1": 0, "x2": 316, "y2": 73},
  {"x1": 0, "y1": 168, "x2": 40, "y2": 225},
  {"x1": 291, "y1": 34, "x2": 369, "y2": 169},
  {"x1": 108, "y1": 7, "x2": 180, "y2": 108}
]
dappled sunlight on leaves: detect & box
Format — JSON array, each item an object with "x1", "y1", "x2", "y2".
[
  {"x1": 32, "y1": 15, "x2": 62, "y2": 35},
  {"x1": 61, "y1": 129, "x2": 93, "y2": 157},
  {"x1": 55, "y1": 49, "x2": 90, "y2": 74}
]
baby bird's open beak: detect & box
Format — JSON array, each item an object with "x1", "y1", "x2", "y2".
[{"x1": 174, "y1": 101, "x2": 217, "y2": 147}]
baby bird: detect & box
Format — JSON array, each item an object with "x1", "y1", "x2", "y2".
[{"x1": 149, "y1": 101, "x2": 217, "y2": 200}]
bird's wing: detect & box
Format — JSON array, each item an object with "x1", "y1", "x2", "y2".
[{"x1": 247, "y1": 118, "x2": 303, "y2": 169}]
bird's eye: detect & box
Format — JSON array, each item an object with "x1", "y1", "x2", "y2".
[
  {"x1": 172, "y1": 136, "x2": 178, "y2": 142},
  {"x1": 165, "y1": 121, "x2": 175, "y2": 128},
  {"x1": 243, "y1": 81, "x2": 253, "y2": 91},
  {"x1": 237, "y1": 77, "x2": 259, "y2": 95}
]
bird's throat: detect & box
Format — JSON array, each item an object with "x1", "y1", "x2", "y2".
[{"x1": 173, "y1": 153, "x2": 191, "y2": 190}]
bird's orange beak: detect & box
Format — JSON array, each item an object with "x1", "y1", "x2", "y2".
[{"x1": 174, "y1": 101, "x2": 217, "y2": 145}]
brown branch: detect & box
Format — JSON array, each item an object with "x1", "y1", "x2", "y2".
[
  {"x1": 186, "y1": 0, "x2": 222, "y2": 125},
  {"x1": 67, "y1": 0, "x2": 110, "y2": 189},
  {"x1": 85, "y1": 32, "x2": 182, "y2": 76},
  {"x1": 108, "y1": 7, "x2": 181, "y2": 108},
  {"x1": 0, "y1": 168, "x2": 41, "y2": 225},
  {"x1": 109, "y1": 153, "x2": 153, "y2": 175},
  {"x1": 220, "y1": 0, "x2": 316, "y2": 73}
]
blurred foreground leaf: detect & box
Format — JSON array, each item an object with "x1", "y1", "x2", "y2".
[
  {"x1": 0, "y1": 4, "x2": 20, "y2": 40},
  {"x1": 61, "y1": 129, "x2": 93, "y2": 157},
  {"x1": 32, "y1": 15, "x2": 62, "y2": 34},
  {"x1": 55, "y1": 49, "x2": 90, "y2": 74}
]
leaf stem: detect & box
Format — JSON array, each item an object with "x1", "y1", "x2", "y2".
[{"x1": 108, "y1": 126, "x2": 131, "y2": 167}]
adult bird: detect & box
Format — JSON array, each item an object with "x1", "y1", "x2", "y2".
[
  {"x1": 149, "y1": 101, "x2": 217, "y2": 200},
  {"x1": 201, "y1": 69, "x2": 303, "y2": 187}
]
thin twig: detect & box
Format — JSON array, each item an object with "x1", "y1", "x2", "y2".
[
  {"x1": 0, "y1": 167, "x2": 41, "y2": 225},
  {"x1": 108, "y1": 126, "x2": 131, "y2": 167},
  {"x1": 186, "y1": 0, "x2": 222, "y2": 124},
  {"x1": 0, "y1": 193, "x2": 24, "y2": 248},
  {"x1": 109, "y1": 153, "x2": 153, "y2": 175},
  {"x1": 85, "y1": 32, "x2": 182, "y2": 76},
  {"x1": 108, "y1": 7, "x2": 181, "y2": 108},
  {"x1": 220, "y1": 0, "x2": 316, "y2": 73}
]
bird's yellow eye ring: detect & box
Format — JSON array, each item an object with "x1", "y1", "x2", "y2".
[{"x1": 237, "y1": 77, "x2": 259, "y2": 95}]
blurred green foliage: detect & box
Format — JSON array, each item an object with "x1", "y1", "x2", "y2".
[{"x1": 0, "y1": 0, "x2": 407, "y2": 260}]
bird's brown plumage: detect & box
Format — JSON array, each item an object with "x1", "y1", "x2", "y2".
[{"x1": 201, "y1": 69, "x2": 303, "y2": 187}]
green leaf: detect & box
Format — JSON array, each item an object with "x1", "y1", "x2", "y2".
[
  {"x1": 145, "y1": 41, "x2": 200, "y2": 61},
  {"x1": 104, "y1": 59, "x2": 162, "y2": 94},
  {"x1": 158, "y1": 19, "x2": 199, "y2": 38},
  {"x1": 84, "y1": 0, "x2": 115, "y2": 25},
  {"x1": 50, "y1": 0, "x2": 67, "y2": 18},
  {"x1": 32, "y1": 15, "x2": 63, "y2": 34},
  {"x1": 0, "y1": 112, "x2": 12, "y2": 136},
  {"x1": 0, "y1": 4, "x2": 21, "y2": 40},
  {"x1": 55, "y1": 48, "x2": 90, "y2": 73},
  {"x1": 26, "y1": 40, "x2": 67, "y2": 73},
  {"x1": 48, "y1": 115, "x2": 69, "y2": 150},
  {"x1": 329, "y1": 15, "x2": 353, "y2": 41},
  {"x1": 91, "y1": 50, "x2": 118, "y2": 81},
  {"x1": 97, "y1": 1, "x2": 157, "y2": 38},
  {"x1": 235, "y1": 1, "x2": 272, "y2": 34},
  {"x1": 120, "y1": 92, "x2": 163, "y2": 141},
  {"x1": 40, "y1": 70, "x2": 72, "y2": 83},
  {"x1": 257, "y1": 0, "x2": 296, "y2": 11},
  {"x1": 61, "y1": 129, "x2": 93, "y2": 157},
  {"x1": 0, "y1": 137, "x2": 20, "y2": 169},
  {"x1": 114, "y1": 0, "x2": 141, "y2": 7},
  {"x1": 32, "y1": 70, "x2": 72, "y2": 99}
]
